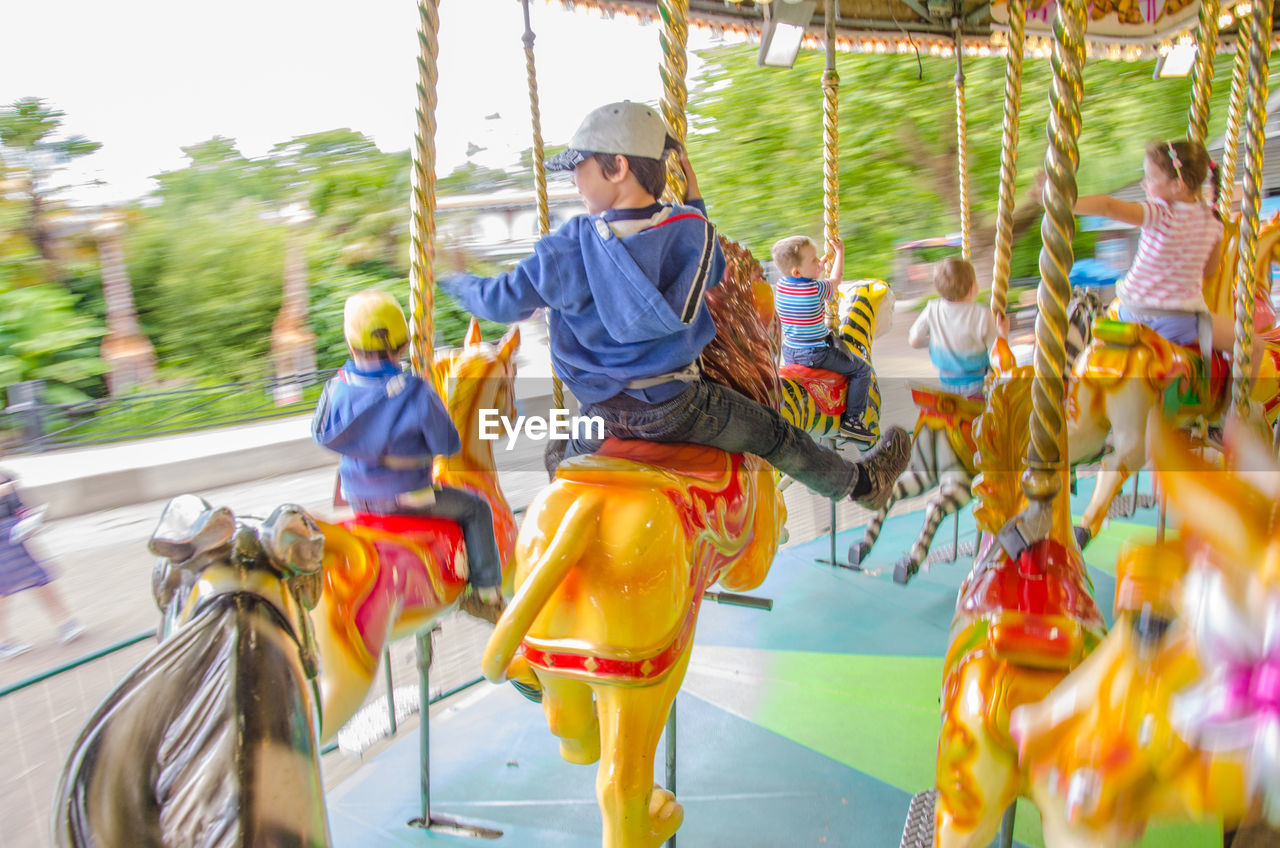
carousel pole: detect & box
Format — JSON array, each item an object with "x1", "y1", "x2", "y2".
[
  {"x1": 1018, "y1": 0, "x2": 1087, "y2": 544},
  {"x1": 659, "y1": 0, "x2": 690, "y2": 201},
  {"x1": 1232, "y1": 0, "x2": 1272, "y2": 415},
  {"x1": 520, "y1": 0, "x2": 568, "y2": 415},
  {"x1": 1218, "y1": 17, "x2": 1251, "y2": 218},
  {"x1": 820, "y1": 4, "x2": 846, "y2": 572},
  {"x1": 409, "y1": 0, "x2": 440, "y2": 381},
  {"x1": 990, "y1": 0, "x2": 1027, "y2": 323},
  {"x1": 954, "y1": 17, "x2": 971, "y2": 262},
  {"x1": 1186, "y1": 0, "x2": 1220, "y2": 148},
  {"x1": 405, "y1": 4, "x2": 498, "y2": 837},
  {"x1": 657, "y1": 5, "x2": 690, "y2": 844}
]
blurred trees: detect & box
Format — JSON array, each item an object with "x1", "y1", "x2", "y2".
[{"x1": 689, "y1": 46, "x2": 1241, "y2": 282}]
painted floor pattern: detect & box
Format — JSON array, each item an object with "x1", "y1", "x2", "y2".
[{"x1": 328, "y1": 471, "x2": 1223, "y2": 847}]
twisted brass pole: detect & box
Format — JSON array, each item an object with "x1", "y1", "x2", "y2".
[
  {"x1": 1186, "y1": 0, "x2": 1220, "y2": 147},
  {"x1": 1218, "y1": 21, "x2": 1251, "y2": 219},
  {"x1": 954, "y1": 21, "x2": 971, "y2": 261},
  {"x1": 409, "y1": 0, "x2": 441, "y2": 379},
  {"x1": 990, "y1": 0, "x2": 1026, "y2": 324},
  {"x1": 520, "y1": 0, "x2": 565, "y2": 411},
  {"x1": 1233, "y1": 0, "x2": 1273, "y2": 414},
  {"x1": 823, "y1": 8, "x2": 840, "y2": 330},
  {"x1": 659, "y1": 0, "x2": 689, "y2": 202},
  {"x1": 1024, "y1": 0, "x2": 1086, "y2": 508}
]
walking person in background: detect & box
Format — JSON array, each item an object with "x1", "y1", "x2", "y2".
[{"x1": 0, "y1": 467, "x2": 84, "y2": 659}]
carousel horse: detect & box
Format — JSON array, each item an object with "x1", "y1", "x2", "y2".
[
  {"x1": 1008, "y1": 421, "x2": 1280, "y2": 846},
  {"x1": 53, "y1": 323, "x2": 521, "y2": 846},
  {"x1": 778, "y1": 278, "x2": 894, "y2": 446},
  {"x1": 479, "y1": 239, "x2": 788, "y2": 848},
  {"x1": 913, "y1": 357, "x2": 1109, "y2": 848},
  {"x1": 1068, "y1": 215, "x2": 1280, "y2": 548},
  {"x1": 852, "y1": 288, "x2": 1104, "y2": 584}
]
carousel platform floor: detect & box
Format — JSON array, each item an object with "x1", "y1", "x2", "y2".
[{"x1": 326, "y1": 472, "x2": 1224, "y2": 847}]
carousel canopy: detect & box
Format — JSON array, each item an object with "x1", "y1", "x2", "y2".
[{"x1": 547, "y1": 0, "x2": 1277, "y2": 59}]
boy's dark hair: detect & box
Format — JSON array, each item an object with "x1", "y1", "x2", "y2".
[
  {"x1": 934, "y1": 256, "x2": 976, "y2": 301},
  {"x1": 591, "y1": 134, "x2": 683, "y2": 199},
  {"x1": 1146, "y1": 138, "x2": 1216, "y2": 198}
]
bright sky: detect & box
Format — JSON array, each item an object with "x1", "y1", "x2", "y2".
[{"x1": 1, "y1": 0, "x2": 714, "y2": 205}]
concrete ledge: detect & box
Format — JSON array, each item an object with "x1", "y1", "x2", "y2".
[{"x1": 5, "y1": 417, "x2": 336, "y2": 520}]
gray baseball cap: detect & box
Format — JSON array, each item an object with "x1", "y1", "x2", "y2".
[{"x1": 546, "y1": 101, "x2": 672, "y2": 172}]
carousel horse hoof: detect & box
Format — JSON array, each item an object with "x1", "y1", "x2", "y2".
[
  {"x1": 848, "y1": 541, "x2": 868, "y2": 566},
  {"x1": 893, "y1": 557, "x2": 916, "y2": 585},
  {"x1": 1072, "y1": 524, "x2": 1092, "y2": 551},
  {"x1": 510, "y1": 679, "x2": 543, "y2": 704},
  {"x1": 648, "y1": 784, "x2": 684, "y2": 842}
]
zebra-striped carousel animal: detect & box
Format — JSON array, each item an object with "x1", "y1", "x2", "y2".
[
  {"x1": 778, "y1": 279, "x2": 894, "y2": 446},
  {"x1": 849, "y1": 288, "x2": 1104, "y2": 583}
]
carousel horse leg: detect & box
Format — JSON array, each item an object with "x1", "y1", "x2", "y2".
[
  {"x1": 541, "y1": 674, "x2": 601, "y2": 764},
  {"x1": 593, "y1": 650, "x2": 691, "y2": 848},
  {"x1": 935, "y1": 660, "x2": 1020, "y2": 848},
  {"x1": 850, "y1": 469, "x2": 930, "y2": 566},
  {"x1": 894, "y1": 475, "x2": 972, "y2": 584}
]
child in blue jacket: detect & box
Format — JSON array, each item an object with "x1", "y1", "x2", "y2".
[
  {"x1": 442, "y1": 101, "x2": 910, "y2": 510},
  {"x1": 312, "y1": 290, "x2": 504, "y2": 624}
]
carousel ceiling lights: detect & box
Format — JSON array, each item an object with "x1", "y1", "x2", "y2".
[{"x1": 758, "y1": 0, "x2": 818, "y2": 67}]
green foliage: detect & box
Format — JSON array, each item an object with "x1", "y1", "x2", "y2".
[
  {"x1": 689, "y1": 48, "x2": 1245, "y2": 279},
  {"x1": 0, "y1": 283, "x2": 106, "y2": 406}
]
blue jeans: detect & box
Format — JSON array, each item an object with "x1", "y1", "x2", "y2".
[
  {"x1": 782, "y1": 339, "x2": 873, "y2": 421},
  {"x1": 1116, "y1": 305, "x2": 1199, "y2": 346},
  {"x1": 349, "y1": 485, "x2": 501, "y2": 589},
  {"x1": 568, "y1": 380, "x2": 859, "y2": 499}
]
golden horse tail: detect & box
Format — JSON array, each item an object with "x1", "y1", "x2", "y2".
[{"x1": 480, "y1": 489, "x2": 602, "y2": 682}]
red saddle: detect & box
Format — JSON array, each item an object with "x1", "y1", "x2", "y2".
[
  {"x1": 778, "y1": 364, "x2": 848, "y2": 416},
  {"x1": 346, "y1": 512, "x2": 468, "y2": 584}
]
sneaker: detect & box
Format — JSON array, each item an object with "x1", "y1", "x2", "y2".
[
  {"x1": 0, "y1": 640, "x2": 33, "y2": 659},
  {"x1": 838, "y1": 419, "x2": 876, "y2": 443},
  {"x1": 58, "y1": 621, "x2": 86, "y2": 644},
  {"x1": 458, "y1": 587, "x2": 506, "y2": 626},
  {"x1": 850, "y1": 425, "x2": 912, "y2": 512}
]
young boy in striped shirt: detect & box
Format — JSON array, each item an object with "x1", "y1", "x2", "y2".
[{"x1": 771, "y1": 234, "x2": 874, "y2": 441}]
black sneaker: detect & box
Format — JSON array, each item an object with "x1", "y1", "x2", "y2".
[
  {"x1": 851, "y1": 425, "x2": 912, "y2": 512},
  {"x1": 838, "y1": 419, "x2": 876, "y2": 443}
]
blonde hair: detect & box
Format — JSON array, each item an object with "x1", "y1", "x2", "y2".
[
  {"x1": 771, "y1": 235, "x2": 816, "y2": 276},
  {"x1": 934, "y1": 256, "x2": 976, "y2": 301}
]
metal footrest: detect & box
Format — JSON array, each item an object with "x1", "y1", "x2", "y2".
[{"x1": 899, "y1": 788, "x2": 937, "y2": 848}]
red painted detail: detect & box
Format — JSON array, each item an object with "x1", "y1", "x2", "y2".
[
  {"x1": 779, "y1": 364, "x2": 848, "y2": 416},
  {"x1": 959, "y1": 538, "x2": 1104, "y2": 628}
]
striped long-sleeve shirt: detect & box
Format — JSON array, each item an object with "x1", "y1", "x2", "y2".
[
  {"x1": 1117, "y1": 199, "x2": 1222, "y2": 314},
  {"x1": 775, "y1": 276, "x2": 831, "y2": 348}
]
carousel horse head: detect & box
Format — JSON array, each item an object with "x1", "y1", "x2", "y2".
[
  {"x1": 1009, "y1": 420, "x2": 1280, "y2": 845},
  {"x1": 479, "y1": 236, "x2": 787, "y2": 848},
  {"x1": 55, "y1": 495, "x2": 330, "y2": 848}
]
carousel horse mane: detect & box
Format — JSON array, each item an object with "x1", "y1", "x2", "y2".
[
  {"x1": 55, "y1": 498, "x2": 329, "y2": 848},
  {"x1": 702, "y1": 236, "x2": 783, "y2": 410}
]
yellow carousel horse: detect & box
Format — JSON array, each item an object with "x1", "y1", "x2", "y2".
[
  {"x1": 54, "y1": 323, "x2": 521, "y2": 846},
  {"x1": 1009, "y1": 421, "x2": 1280, "y2": 846},
  {"x1": 1067, "y1": 216, "x2": 1280, "y2": 548},
  {"x1": 778, "y1": 278, "x2": 894, "y2": 446},
  {"x1": 480, "y1": 241, "x2": 788, "y2": 848},
  {"x1": 906, "y1": 354, "x2": 1109, "y2": 848}
]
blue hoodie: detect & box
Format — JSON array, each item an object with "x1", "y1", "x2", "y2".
[
  {"x1": 441, "y1": 201, "x2": 724, "y2": 405},
  {"x1": 311, "y1": 359, "x2": 461, "y2": 500}
]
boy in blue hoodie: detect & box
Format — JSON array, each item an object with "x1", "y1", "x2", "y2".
[
  {"x1": 442, "y1": 101, "x2": 910, "y2": 510},
  {"x1": 312, "y1": 290, "x2": 504, "y2": 624}
]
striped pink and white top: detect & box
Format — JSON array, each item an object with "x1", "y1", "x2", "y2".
[{"x1": 1117, "y1": 199, "x2": 1223, "y2": 314}]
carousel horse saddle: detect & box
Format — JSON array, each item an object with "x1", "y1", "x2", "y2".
[
  {"x1": 328, "y1": 512, "x2": 468, "y2": 608},
  {"x1": 778, "y1": 363, "x2": 848, "y2": 415},
  {"x1": 909, "y1": 385, "x2": 985, "y2": 475},
  {"x1": 1086, "y1": 318, "x2": 1229, "y2": 413},
  {"x1": 959, "y1": 539, "x2": 1105, "y2": 670}
]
